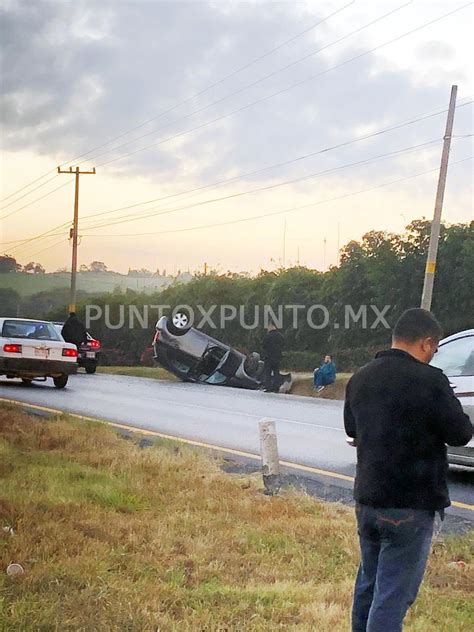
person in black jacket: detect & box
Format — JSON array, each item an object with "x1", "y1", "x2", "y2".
[
  {"x1": 344, "y1": 308, "x2": 472, "y2": 632},
  {"x1": 61, "y1": 312, "x2": 88, "y2": 348},
  {"x1": 262, "y1": 324, "x2": 284, "y2": 393}
]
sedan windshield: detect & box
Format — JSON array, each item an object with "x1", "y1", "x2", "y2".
[{"x1": 2, "y1": 320, "x2": 61, "y2": 341}]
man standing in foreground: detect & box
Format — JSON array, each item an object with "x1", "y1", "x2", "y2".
[
  {"x1": 262, "y1": 323, "x2": 284, "y2": 393},
  {"x1": 344, "y1": 308, "x2": 472, "y2": 632}
]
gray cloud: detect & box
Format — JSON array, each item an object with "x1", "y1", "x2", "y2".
[{"x1": 1, "y1": 0, "x2": 472, "y2": 190}]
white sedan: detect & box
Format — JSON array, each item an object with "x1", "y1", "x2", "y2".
[{"x1": 0, "y1": 317, "x2": 78, "y2": 388}]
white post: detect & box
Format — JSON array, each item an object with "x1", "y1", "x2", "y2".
[{"x1": 259, "y1": 419, "x2": 281, "y2": 495}]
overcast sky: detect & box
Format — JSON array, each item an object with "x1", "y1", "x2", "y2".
[{"x1": 1, "y1": 0, "x2": 473, "y2": 273}]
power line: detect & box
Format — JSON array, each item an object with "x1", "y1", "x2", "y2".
[
  {"x1": 86, "y1": 2, "x2": 410, "y2": 166},
  {"x1": 61, "y1": 1, "x2": 356, "y2": 169},
  {"x1": 96, "y1": 2, "x2": 472, "y2": 169},
  {"x1": 1, "y1": 3, "x2": 354, "y2": 208},
  {"x1": 0, "y1": 174, "x2": 60, "y2": 212},
  {"x1": 82, "y1": 156, "x2": 472, "y2": 238},
  {"x1": 0, "y1": 179, "x2": 73, "y2": 221},
  {"x1": 18, "y1": 237, "x2": 69, "y2": 263},
  {"x1": 2, "y1": 223, "x2": 70, "y2": 255},
  {"x1": 0, "y1": 167, "x2": 58, "y2": 204},
  {"x1": 79, "y1": 101, "x2": 473, "y2": 224},
  {"x1": 81, "y1": 138, "x2": 444, "y2": 232},
  {"x1": 3, "y1": 100, "x2": 472, "y2": 251}
]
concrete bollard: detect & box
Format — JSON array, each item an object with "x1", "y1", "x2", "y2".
[{"x1": 259, "y1": 419, "x2": 281, "y2": 495}]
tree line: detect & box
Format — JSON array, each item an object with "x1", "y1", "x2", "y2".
[{"x1": 1, "y1": 220, "x2": 472, "y2": 371}]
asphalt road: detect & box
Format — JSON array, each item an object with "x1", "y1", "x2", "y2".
[{"x1": 1, "y1": 372, "x2": 472, "y2": 522}]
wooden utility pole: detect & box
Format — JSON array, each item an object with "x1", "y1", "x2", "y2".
[
  {"x1": 420, "y1": 85, "x2": 457, "y2": 311},
  {"x1": 57, "y1": 166, "x2": 96, "y2": 313}
]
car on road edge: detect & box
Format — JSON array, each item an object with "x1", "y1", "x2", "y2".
[{"x1": 0, "y1": 317, "x2": 78, "y2": 388}]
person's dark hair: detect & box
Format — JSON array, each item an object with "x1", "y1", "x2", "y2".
[{"x1": 393, "y1": 308, "x2": 442, "y2": 342}]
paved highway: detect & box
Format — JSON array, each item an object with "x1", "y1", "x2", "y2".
[{"x1": 1, "y1": 373, "x2": 472, "y2": 521}]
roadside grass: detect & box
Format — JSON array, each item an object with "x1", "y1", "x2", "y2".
[
  {"x1": 97, "y1": 367, "x2": 350, "y2": 400},
  {"x1": 97, "y1": 365, "x2": 177, "y2": 381},
  {"x1": 290, "y1": 373, "x2": 352, "y2": 400},
  {"x1": 0, "y1": 403, "x2": 472, "y2": 631}
]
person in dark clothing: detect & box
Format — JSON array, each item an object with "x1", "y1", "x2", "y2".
[
  {"x1": 262, "y1": 324, "x2": 284, "y2": 393},
  {"x1": 344, "y1": 308, "x2": 472, "y2": 632},
  {"x1": 61, "y1": 312, "x2": 88, "y2": 348}
]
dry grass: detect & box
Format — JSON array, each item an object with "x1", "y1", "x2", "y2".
[
  {"x1": 97, "y1": 366, "x2": 177, "y2": 381},
  {"x1": 0, "y1": 403, "x2": 472, "y2": 631},
  {"x1": 290, "y1": 373, "x2": 352, "y2": 400}
]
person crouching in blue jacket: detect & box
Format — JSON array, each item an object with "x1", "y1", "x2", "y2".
[{"x1": 314, "y1": 354, "x2": 336, "y2": 392}]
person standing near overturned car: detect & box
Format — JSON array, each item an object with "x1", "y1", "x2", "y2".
[
  {"x1": 262, "y1": 323, "x2": 284, "y2": 393},
  {"x1": 61, "y1": 312, "x2": 88, "y2": 349},
  {"x1": 344, "y1": 308, "x2": 472, "y2": 631}
]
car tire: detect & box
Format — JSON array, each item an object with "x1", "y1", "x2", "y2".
[
  {"x1": 53, "y1": 375, "x2": 68, "y2": 389},
  {"x1": 21, "y1": 378, "x2": 33, "y2": 386},
  {"x1": 85, "y1": 364, "x2": 97, "y2": 374},
  {"x1": 167, "y1": 312, "x2": 191, "y2": 336}
]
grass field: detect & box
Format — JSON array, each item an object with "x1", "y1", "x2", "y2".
[
  {"x1": 0, "y1": 403, "x2": 472, "y2": 630},
  {"x1": 0, "y1": 272, "x2": 173, "y2": 297},
  {"x1": 290, "y1": 373, "x2": 352, "y2": 400},
  {"x1": 97, "y1": 367, "x2": 350, "y2": 399},
  {"x1": 97, "y1": 366, "x2": 177, "y2": 381}
]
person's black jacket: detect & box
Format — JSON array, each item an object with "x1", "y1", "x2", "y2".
[
  {"x1": 61, "y1": 315, "x2": 88, "y2": 347},
  {"x1": 344, "y1": 349, "x2": 472, "y2": 511},
  {"x1": 262, "y1": 330, "x2": 284, "y2": 363}
]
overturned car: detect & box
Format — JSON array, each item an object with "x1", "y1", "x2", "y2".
[{"x1": 153, "y1": 314, "x2": 292, "y2": 392}]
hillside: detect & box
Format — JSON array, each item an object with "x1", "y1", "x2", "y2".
[{"x1": 0, "y1": 272, "x2": 187, "y2": 297}]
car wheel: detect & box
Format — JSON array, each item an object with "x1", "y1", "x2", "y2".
[
  {"x1": 53, "y1": 375, "x2": 68, "y2": 389},
  {"x1": 85, "y1": 364, "x2": 97, "y2": 374},
  {"x1": 168, "y1": 311, "x2": 191, "y2": 336},
  {"x1": 21, "y1": 378, "x2": 33, "y2": 386}
]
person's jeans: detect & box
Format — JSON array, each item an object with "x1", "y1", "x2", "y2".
[
  {"x1": 352, "y1": 503, "x2": 435, "y2": 632},
  {"x1": 263, "y1": 358, "x2": 281, "y2": 392},
  {"x1": 313, "y1": 369, "x2": 335, "y2": 387}
]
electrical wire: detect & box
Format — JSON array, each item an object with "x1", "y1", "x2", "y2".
[
  {"x1": 60, "y1": 1, "x2": 356, "y2": 169},
  {"x1": 78, "y1": 101, "x2": 474, "y2": 224},
  {"x1": 0, "y1": 174, "x2": 60, "y2": 212},
  {"x1": 0, "y1": 168, "x2": 58, "y2": 204},
  {"x1": 2, "y1": 101, "x2": 472, "y2": 251},
  {"x1": 19, "y1": 237, "x2": 69, "y2": 263},
  {"x1": 81, "y1": 156, "x2": 472, "y2": 238},
  {"x1": 81, "y1": 138, "x2": 444, "y2": 232},
  {"x1": 2, "y1": 4, "x2": 354, "y2": 207},
  {"x1": 84, "y1": 2, "x2": 410, "y2": 166},
  {"x1": 96, "y1": 2, "x2": 473, "y2": 169},
  {"x1": 0, "y1": 179, "x2": 73, "y2": 221}
]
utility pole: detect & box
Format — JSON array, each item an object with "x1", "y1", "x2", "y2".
[
  {"x1": 420, "y1": 85, "x2": 457, "y2": 311},
  {"x1": 58, "y1": 166, "x2": 96, "y2": 313},
  {"x1": 337, "y1": 220, "x2": 341, "y2": 266},
  {"x1": 282, "y1": 219, "x2": 286, "y2": 269}
]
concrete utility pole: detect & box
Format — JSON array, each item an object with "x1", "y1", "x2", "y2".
[
  {"x1": 259, "y1": 419, "x2": 281, "y2": 495},
  {"x1": 420, "y1": 85, "x2": 457, "y2": 311},
  {"x1": 57, "y1": 166, "x2": 96, "y2": 313}
]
